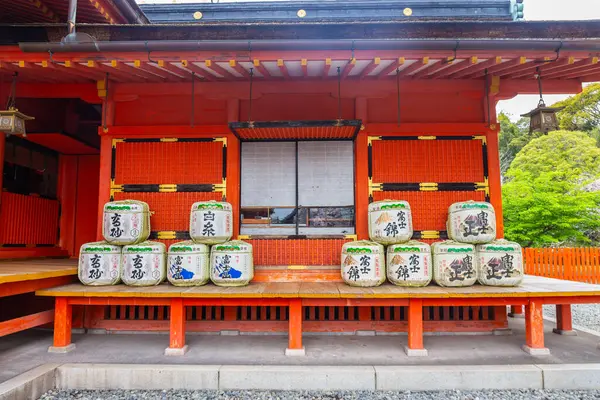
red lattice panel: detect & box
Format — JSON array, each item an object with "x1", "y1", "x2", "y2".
[
  {"x1": 113, "y1": 192, "x2": 221, "y2": 232},
  {"x1": 372, "y1": 139, "x2": 484, "y2": 183},
  {"x1": 247, "y1": 239, "x2": 349, "y2": 266},
  {"x1": 0, "y1": 192, "x2": 59, "y2": 245},
  {"x1": 114, "y1": 141, "x2": 223, "y2": 185},
  {"x1": 373, "y1": 191, "x2": 486, "y2": 231}
]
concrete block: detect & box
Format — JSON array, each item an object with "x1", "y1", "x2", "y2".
[
  {"x1": 164, "y1": 345, "x2": 188, "y2": 356},
  {"x1": 553, "y1": 328, "x2": 577, "y2": 336},
  {"x1": 56, "y1": 364, "x2": 219, "y2": 390},
  {"x1": 522, "y1": 345, "x2": 551, "y2": 356},
  {"x1": 493, "y1": 328, "x2": 513, "y2": 336},
  {"x1": 356, "y1": 330, "x2": 376, "y2": 336},
  {"x1": 375, "y1": 365, "x2": 543, "y2": 391},
  {"x1": 0, "y1": 364, "x2": 59, "y2": 400},
  {"x1": 220, "y1": 330, "x2": 240, "y2": 336},
  {"x1": 404, "y1": 346, "x2": 428, "y2": 357},
  {"x1": 539, "y1": 364, "x2": 600, "y2": 390},
  {"x1": 48, "y1": 344, "x2": 76, "y2": 354},
  {"x1": 285, "y1": 347, "x2": 306, "y2": 357},
  {"x1": 219, "y1": 366, "x2": 375, "y2": 391}
]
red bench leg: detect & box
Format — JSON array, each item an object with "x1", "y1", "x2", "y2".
[
  {"x1": 286, "y1": 298, "x2": 305, "y2": 356},
  {"x1": 523, "y1": 299, "x2": 550, "y2": 355},
  {"x1": 553, "y1": 304, "x2": 577, "y2": 336},
  {"x1": 48, "y1": 297, "x2": 76, "y2": 353},
  {"x1": 165, "y1": 298, "x2": 188, "y2": 356},
  {"x1": 509, "y1": 305, "x2": 524, "y2": 317},
  {"x1": 405, "y1": 298, "x2": 427, "y2": 357}
]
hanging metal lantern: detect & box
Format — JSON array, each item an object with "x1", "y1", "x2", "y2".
[
  {"x1": 520, "y1": 68, "x2": 563, "y2": 134},
  {"x1": 0, "y1": 73, "x2": 34, "y2": 136}
]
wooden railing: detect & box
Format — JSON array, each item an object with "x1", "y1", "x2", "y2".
[{"x1": 524, "y1": 248, "x2": 600, "y2": 284}]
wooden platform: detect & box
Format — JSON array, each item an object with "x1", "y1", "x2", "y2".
[
  {"x1": 35, "y1": 275, "x2": 600, "y2": 357},
  {"x1": 0, "y1": 259, "x2": 77, "y2": 337},
  {"x1": 0, "y1": 259, "x2": 77, "y2": 285},
  {"x1": 36, "y1": 275, "x2": 600, "y2": 299}
]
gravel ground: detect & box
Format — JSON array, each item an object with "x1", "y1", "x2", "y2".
[
  {"x1": 543, "y1": 304, "x2": 600, "y2": 332},
  {"x1": 38, "y1": 390, "x2": 600, "y2": 400}
]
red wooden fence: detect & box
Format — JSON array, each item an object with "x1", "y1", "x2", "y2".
[{"x1": 524, "y1": 248, "x2": 600, "y2": 284}]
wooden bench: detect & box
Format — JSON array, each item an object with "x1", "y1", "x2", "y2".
[
  {"x1": 0, "y1": 259, "x2": 77, "y2": 337},
  {"x1": 36, "y1": 275, "x2": 600, "y2": 356}
]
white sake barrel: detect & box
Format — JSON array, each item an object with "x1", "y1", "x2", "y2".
[
  {"x1": 190, "y1": 200, "x2": 233, "y2": 245},
  {"x1": 477, "y1": 239, "x2": 524, "y2": 287},
  {"x1": 210, "y1": 240, "x2": 253, "y2": 287},
  {"x1": 341, "y1": 240, "x2": 385, "y2": 287},
  {"x1": 78, "y1": 241, "x2": 121, "y2": 286},
  {"x1": 432, "y1": 241, "x2": 477, "y2": 287},
  {"x1": 447, "y1": 201, "x2": 496, "y2": 244},
  {"x1": 167, "y1": 241, "x2": 210, "y2": 287},
  {"x1": 103, "y1": 200, "x2": 151, "y2": 245},
  {"x1": 387, "y1": 240, "x2": 432, "y2": 287},
  {"x1": 368, "y1": 200, "x2": 413, "y2": 245},
  {"x1": 121, "y1": 241, "x2": 166, "y2": 286}
]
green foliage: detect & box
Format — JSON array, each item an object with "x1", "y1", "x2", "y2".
[
  {"x1": 498, "y1": 112, "x2": 537, "y2": 177},
  {"x1": 502, "y1": 131, "x2": 600, "y2": 247},
  {"x1": 554, "y1": 83, "x2": 600, "y2": 136}
]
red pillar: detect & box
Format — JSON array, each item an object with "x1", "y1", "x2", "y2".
[
  {"x1": 286, "y1": 298, "x2": 304, "y2": 356},
  {"x1": 523, "y1": 300, "x2": 549, "y2": 355},
  {"x1": 406, "y1": 298, "x2": 427, "y2": 356},
  {"x1": 553, "y1": 304, "x2": 576, "y2": 335},
  {"x1": 48, "y1": 297, "x2": 75, "y2": 353},
  {"x1": 166, "y1": 298, "x2": 187, "y2": 356}
]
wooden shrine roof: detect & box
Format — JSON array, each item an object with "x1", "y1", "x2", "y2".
[{"x1": 36, "y1": 275, "x2": 600, "y2": 299}]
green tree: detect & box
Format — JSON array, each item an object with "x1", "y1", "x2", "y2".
[
  {"x1": 502, "y1": 130, "x2": 600, "y2": 247},
  {"x1": 554, "y1": 83, "x2": 600, "y2": 146},
  {"x1": 498, "y1": 112, "x2": 537, "y2": 177}
]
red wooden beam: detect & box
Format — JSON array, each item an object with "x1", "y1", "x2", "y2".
[
  {"x1": 507, "y1": 57, "x2": 573, "y2": 79},
  {"x1": 376, "y1": 57, "x2": 405, "y2": 79},
  {"x1": 229, "y1": 60, "x2": 251, "y2": 78},
  {"x1": 0, "y1": 276, "x2": 75, "y2": 298},
  {"x1": 134, "y1": 60, "x2": 184, "y2": 82},
  {"x1": 558, "y1": 64, "x2": 600, "y2": 80},
  {"x1": 465, "y1": 57, "x2": 526, "y2": 78},
  {"x1": 157, "y1": 60, "x2": 193, "y2": 80},
  {"x1": 0, "y1": 309, "x2": 54, "y2": 337},
  {"x1": 86, "y1": 60, "x2": 145, "y2": 83},
  {"x1": 253, "y1": 59, "x2": 272, "y2": 79},
  {"x1": 397, "y1": 57, "x2": 429, "y2": 78},
  {"x1": 412, "y1": 57, "x2": 453, "y2": 79},
  {"x1": 340, "y1": 58, "x2": 356, "y2": 79},
  {"x1": 63, "y1": 60, "x2": 121, "y2": 82},
  {"x1": 430, "y1": 57, "x2": 477, "y2": 79},
  {"x1": 543, "y1": 57, "x2": 599, "y2": 79},
  {"x1": 322, "y1": 58, "x2": 332, "y2": 79},
  {"x1": 110, "y1": 60, "x2": 162, "y2": 82},
  {"x1": 450, "y1": 56, "x2": 502, "y2": 79},
  {"x1": 277, "y1": 59, "x2": 291, "y2": 80},
  {"x1": 301, "y1": 58, "x2": 308, "y2": 78},
  {"x1": 358, "y1": 57, "x2": 380, "y2": 79},
  {"x1": 88, "y1": 0, "x2": 128, "y2": 24},
  {"x1": 4, "y1": 61, "x2": 51, "y2": 83},
  {"x1": 204, "y1": 60, "x2": 238, "y2": 80}
]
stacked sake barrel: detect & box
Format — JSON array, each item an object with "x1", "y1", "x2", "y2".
[
  {"x1": 435, "y1": 201, "x2": 523, "y2": 287},
  {"x1": 78, "y1": 200, "x2": 161, "y2": 286},
  {"x1": 342, "y1": 200, "x2": 433, "y2": 288},
  {"x1": 170, "y1": 200, "x2": 254, "y2": 287}
]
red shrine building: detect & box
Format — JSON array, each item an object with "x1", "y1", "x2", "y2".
[{"x1": 0, "y1": 0, "x2": 599, "y2": 336}]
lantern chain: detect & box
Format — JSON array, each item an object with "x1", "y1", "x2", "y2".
[
  {"x1": 337, "y1": 66, "x2": 341, "y2": 120},
  {"x1": 396, "y1": 67, "x2": 401, "y2": 126},
  {"x1": 191, "y1": 71, "x2": 195, "y2": 127},
  {"x1": 535, "y1": 67, "x2": 546, "y2": 107},
  {"x1": 102, "y1": 72, "x2": 109, "y2": 131},
  {"x1": 484, "y1": 69, "x2": 490, "y2": 127},
  {"x1": 248, "y1": 67, "x2": 254, "y2": 122},
  {"x1": 5, "y1": 72, "x2": 18, "y2": 110}
]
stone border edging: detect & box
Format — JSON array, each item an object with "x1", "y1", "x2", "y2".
[{"x1": 4, "y1": 363, "x2": 600, "y2": 398}]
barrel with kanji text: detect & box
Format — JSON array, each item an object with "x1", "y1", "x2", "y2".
[
  {"x1": 447, "y1": 201, "x2": 496, "y2": 244},
  {"x1": 210, "y1": 240, "x2": 254, "y2": 287},
  {"x1": 78, "y1": 241, "x2": 121, "y2": 286},
  {"x1": 387, "y1": 241, "x2": 432, "y2": 287},
  {"x1": 341, "y1": 240, "x2": 386, "y2": 287},
  {"x1": 102, "y1": 200, "x2": 151, "y2": 245},
  {"x1": 368, "y1": 200, "x2": 413, "y2": 245},
  {"x1": 167, "y1": 241, "x2": 210, "y2": 287},
  {"x1": 477, "y1": 239, "x2": 523, "y2": 287},
  {"x1": 432, "y1": 240, "x2": 477, "y2": 287},
  {"x1": 190, "y1": 200, "x2": 233, "y2": 245},
  {"x1": 121, "y1": 241, "x2": 166, "y2": 286}
]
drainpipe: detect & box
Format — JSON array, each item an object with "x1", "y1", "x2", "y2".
[
  {"x1": 113, "y1": 0, "x2": 149, "y2": 24},
  {"x1": 62, "y1": 0, "x2": 97, "y2": 43},
  {"x1": 67, "y1": 0, "x2": 77, "y2": 36}
]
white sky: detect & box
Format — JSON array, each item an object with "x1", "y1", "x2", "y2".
[{"x1": 136, "y1": 0, "x2": 600, "y2": 120}]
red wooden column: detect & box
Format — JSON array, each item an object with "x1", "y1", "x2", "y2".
[
  {"x1": 509, "y1": 305, "x2": 524, "y2": 317},
  {"x1": 165, "y1": 298, "x2": 188, "y2": 356},
  {"x1": 48, "y1": 297, "x2": 76, "y2": 353},
  {"x1": 553, "y1": 304, "x2": 576, "y2": 336},
  {"x1": 286, "y1": 298, "x2": 305, "y2": 356},
  {"x1": 523, "y1": 299, "x2": 550, "y2": 355},
  {"x1": 406, "y1": 298, "x2": 428, "y2": 356}
]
